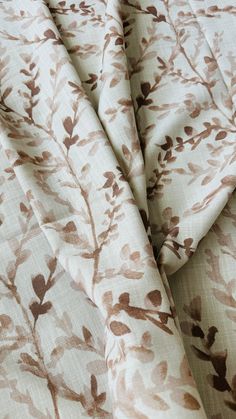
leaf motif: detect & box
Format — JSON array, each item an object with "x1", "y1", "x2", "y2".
[
  {"x1": 32, "y1": 274, "x2": 46, "y2": 300},
  {"x1": 180, "y1": 321, "x2": 195, "y2": 336},
  {"x1": 44, "y1": 29, "x2": 57, "y2": 39},
  {"x1": 122, "y1": 144, "x2": 132, "y2": 161},
  {"x1": 201, "y1": 175, "x2": 213, "y2": 185},
  {"x1": 206, "y1": 326, "x2": 218, "y2": 348},
  {"x1": 184, "y1": 126, "x2": 193, "y2": 135},
  {"x1": 102, "y1": 172, "x2": 115, "y2": 188},
  {"x1": 30, "y1": 301, "x2": 52, "y2": 320},
  {"x1": 0, "y1": 314, "x2": 13, "y2": 330},
  {"x1": 191, "y1": 345, "x2": 210, "y2": 361},
  {"x1": 215, "y1": 131, "x2": 227, "y2": 141},
  {"x1": 207, "y1": 374, "x2": 230, "y2": 392},
  {"x1": 221, "y1": 175, "x2": 236, "y2": 186},
  {"x1": 188, "y1": 163, "x2": 201, "y2": 173},
  {"x1": 63, "y1": 135, "x2": 78, "y2": 150},
  {"x1": 224, "y1": 400, "x2": 236, "y2": 411},
  {"x1": 20, "y1": 353, "x2": 39, "y2": 368},
  {"x1": 211, "y1": 351, "x2": 227, "y2": 377},
  {"x1": 118, "y1": 293, "x2": 130, "y2": 305},
  {"x1": 192, "y1": 325, "x2": 204, "y2": 338},
  {"x1": 110, "y1": 321, "x2": 131, "y2": 336},
  {"x1": 63, "y1": 117, "x2": 74, "y2": 135},
  {"x1": 171, "y1": 389, "x2": 200, "y2": 410},
  {"x1": 146, "y1": 6, "x2": 157, "y2": 15},
  {"x1": 20, "y1": 203, "x2": 28, "y2": 213},
  {"x1": 90, "y1": 374, "x2": 97, "y2": 398},
  {"x1": 110, "y1": 77, "x2": 120, "y2": 87},
  {"x1": 87, "y1": 360, "x2": 107, "y2": 375},
  {"x1": 46, "y1": 257, "x2": 57, "y2": 275},
  {"x1": 2, "y1": 87, "x2": 12, "y2": 101},
  {"x1": 212, "y1": 289, "x2": 236, "y2": 308},
  {"x1": 18, "y1": 249, "x2": 31, "y2": 265},
  {"x1": 63, "y1": 221, "x2": 77, "y2": 233},
  {"x1": 161, "y1": 137, "x2": 173, "y2": 152},
  {"x1": 115, "y1": 37, "x2": 123, "y2": 45},
  {"x1": 151, "y1": 361, "x2": 167, "y2": 386},
  {"x1": 183, "y1": 295, "x2": 201, "y2": 321},
  {"x1": 141, "y1": 82, "x2": 151, "y2": 97},
  {"x1": 147, "y1": 290, "x2": 162, "y2": 307},
  {"x1": 82, "y1": 326, "x2": 92, "y2": 343},
  {"x1": 123, "y1": 269, "x2": 143, "y2": 279}
]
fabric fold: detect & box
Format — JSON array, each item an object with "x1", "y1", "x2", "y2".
[{"x1": 0, "y1": 0, "x2": 236, "y2": 418}]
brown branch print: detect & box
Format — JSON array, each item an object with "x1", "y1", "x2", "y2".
[{"x1": 181, "y1": 295, "x2": 236, "y2": 412}]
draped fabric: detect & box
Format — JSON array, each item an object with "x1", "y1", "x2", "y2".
[{"x1": 0, "y1": 1, "x2": 236, "y2": 418}]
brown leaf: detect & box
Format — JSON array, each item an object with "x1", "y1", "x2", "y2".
[
  {"x1": 20, "y1": 353, "x2": 39, "y2": 368},
  {"x1": 155, "y1": 14, "x2": 166, "y2": 22},
  {"x1": 192, "y1": 325, "x2": 204, "y2": 338},
  {"x1": 63, "y1": 135, "x2": 78, "y2": 150},
  {"x1": 20, "y1": 202, "x2": 28, "y2": 213},
  {"x1": 183, "y1": 296, "x2": 201, "y2": 322},
  {"x1": 110, "y1": 321, "x2": 131, "y2": 336},
  {"x1": 147, "y1": 290, "x2": 162, "y2": 307},
  {"x1": 190, "y1": 108, "x2": 200, "y2": 118},
  {"x1": 102, "y1": 172, "x2": 115, "y2": 188},
  {"x1": 141, "y1": 82, "x2": 151, "y2": 97},
  {"x1": 181, "y1": 321, "x2": 204, "y2": 338},
  {"x1": 224, "y1": 400, "x2": 236, "y2": 411},
  {"x1": 221, "y1": 175, "x2": 236, "y2": 187},
  {"x1": 207, "y1": 374, "x2": 230, "y2": 392},
  {"x1": 151, "y1": 360, "x2": 167, "y2": 386},
  {"x1": 191, "y1": 345, "x2": 210, "y2": 361},
  {"x1": 201, "y1": 175, "x2": 213, "y2": 185},
  {"x1": 118, "y1": 293, "x2": 130, "y2": 305},
  {"x1": 115, "y1": 37, "x2": 123, "y2": 45},
  {"x1": 90, "y1": 374, "x2": 97, "y2": 398},
  {"x1": 161, "y1": 136, "x2": 173, "y2": 151},
  {"x1": 211, "y1": 351, "x2": 227, "y2": 377},
  {"x1": 232, "y1": 374, "x2": 236, "y2": 390},
  {"x1": 123, "y1": 269, "x2": 143, "y2": 279},
  {"x1": 44, "y1": 29, "x2": 57, "y2": 39},
  {"x1": 180, "y1": 321, "x2": 195, "y2": 336},
  {"x1": 32, "y1": 274, "x2": 46, "y2": 300},
  {"x1": 146, "y1": 6, "x2": 157, "y2": 15},
  {"x1": 63, "y1": 117, "x2": 74, "y2": 135},
  {"x1": 206, "y1": 326, "x2": 218, "y2": 348},
  {"x1": 2, "y1": 87, "x2": 12, "y2": 101},
  {"x1": 18, "y1": 249, "x2": 31, "y2": 265},
  {"x1": 30, "y1": 301, "x2": 52, "y2": 320},
  {"x1": 188, "y1": 163, "x2": 201, "y2": 173},
  {"x1": 63, "y1": 221, "x2": 77, "y2": 233},
  {"x1": 184, "y1": 126, "x2": 193, "y2": 135},
  {"x1": 0, "y1": 314, "x2": 12, "y2": 330},
  {"x1": 171, "y1": 389, "x2": 200, "y2": 410},
  {"x1": 215, "y1": 131, "x2": 227, "y2": 141},
  {"x1": 122, "y1": 144, "x2": 132, "y2": 161},
  {"x1": 82, "y1": 326, "x2": 92, "y2": 343},
  {"x1": 46, "y1": 257, "x2": 57, "y2": 274},
  {"x1": 110, "y1": 77, "x2": 120, "y2": 87},
  {"x1": 87, "y1": 360, "x2": 107, "y2": 375},
  {"x1": 212, "y1": 289, "x2": 236, "y2": 308},
  {"x1": 136, "y1": 95, "x2": 152, "y2": 107},
  {"x1": 95, "y1": 391, "x2": 106, "y2": 406}
]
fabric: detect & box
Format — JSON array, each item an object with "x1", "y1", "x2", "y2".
[{"x1": 0, "y1": 1, "x2": 236, "y2": 418}]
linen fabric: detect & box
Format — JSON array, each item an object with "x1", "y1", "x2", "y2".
[{"x1": 0, "y1": 1, "x2": 236, "y2": 418}]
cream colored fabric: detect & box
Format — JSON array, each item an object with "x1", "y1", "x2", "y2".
[{"x1": 0, "y1": 1, "x2": 236, "y2": 418}]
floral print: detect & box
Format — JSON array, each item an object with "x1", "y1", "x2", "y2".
[{"x1": 0, "y1": 0, "x2": 236, "y2": 417}]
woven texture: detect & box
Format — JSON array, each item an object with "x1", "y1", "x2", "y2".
[{"x1": 0, "y1": 1, "x2": 236, "y2": 418}]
